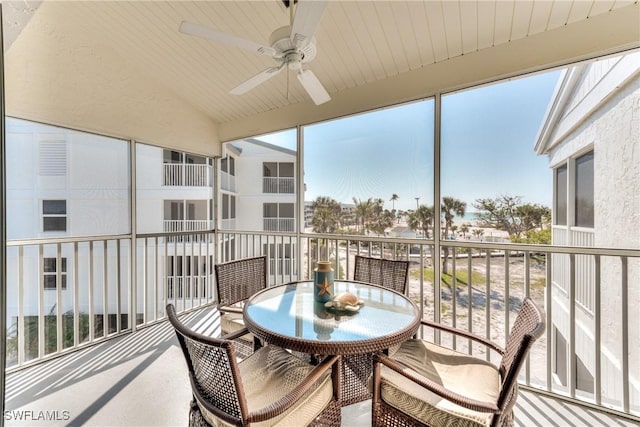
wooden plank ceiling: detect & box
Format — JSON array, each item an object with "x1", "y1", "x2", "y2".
[{"x1": 3, "y1": 1, "x2": 639, "y2": 131}]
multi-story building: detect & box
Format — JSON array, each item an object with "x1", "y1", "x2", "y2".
[
  {"x1": 535, "y1": 52, "x2": 640, "y2": 407},
  {"x1": 219, "y1": 138, "x2": 297, "y2": 280},
  {"x1": 5, "y1": 118, "x2": 215, "y2": 355}
]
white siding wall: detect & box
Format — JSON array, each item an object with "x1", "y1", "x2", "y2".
[
  {"x1": 6, "y1": 118, "x2": 130, "y2": 240},
  {"x1": 548, "y1": 59, "x2": 640, "y2": 406}
]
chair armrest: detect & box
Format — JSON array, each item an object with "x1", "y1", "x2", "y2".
[
  {"x1": 220, "y1": 326, "x2": 251, "y2": 341},
  {"x1": 218, "y1": 305, "x2": 243, "y2": 315},
  {"x1": 247, "y1": 355, "x2": 340, "y2": 423},
  {"x1": 419, "y1": 319, "x2": 505, "y2": 355},
  {"x1": 374, "y1": 353, "x2": 500, "y2": 414}
]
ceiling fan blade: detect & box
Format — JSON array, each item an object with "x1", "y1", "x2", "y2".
[
  {"x1": 179, "y1": 21, "x2": 276, "y2": 57},
  {"x1": 230, "y1": 64, "x2": 286, "y2": 95},
  {"x1": 290, "y1": 0, "x2": 327, "y2": 48},
  {"x1": 297, "y1": 69, "x2": 330, "y2": 105}
]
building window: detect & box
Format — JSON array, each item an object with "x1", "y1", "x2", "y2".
[
  {"x1": 222, "y1": 194, "x2": 236, "y2": 221},
  {"x1": 575, "y1": 151, "x2": 594, "y2": 227},
  {"x1": 263, "y1": 203, "x2": 294, "y2": 232},
  {"x1": 164, "y1": 200, "x2": 210, "y2": 233},
  {"x1": 555, "y1": 165, "x2": 567, "y2": 226},
  {"x1": 42, "y1": 200, "x2": 67, "y2": 232},
  {"x1": 263, "y1": 162, "x2": 294, "y2": 193},
  {"x1": 554, "y1": 151, "x2": 594, "y2": 228},
  {"x1": 163, "y1": 150, "x2": 183, "y2": 164},
  {"x1": 43, "y1": 257, "x2": 67, "y2": 290},
  {"x1": 222, "y1": 194, "x2": 229, "y2": 220},
  {"x1": 185, "y1": 153, "x2": 206, "y2": 165},
  {"x1": 221, "y1": 156, "x2": 235, "y2": 176}
]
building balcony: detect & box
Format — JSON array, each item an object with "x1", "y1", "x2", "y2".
[
  {"x1": 163, "y1": 163, "x2": 212, "y2": 187},
  {"x1": 4, "y1": 229, "x2": 639, "y2": 426},
  {"x1": 263, "y1": 176, "x2": 295, "y2": 193},
  {"x1": 163, "y1": 219, "x2": 213, "y2": 233}
]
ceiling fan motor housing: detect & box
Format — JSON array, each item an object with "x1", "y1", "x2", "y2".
[{"x1": 269, "y1": 25, "x2": 317, "y2": 63}]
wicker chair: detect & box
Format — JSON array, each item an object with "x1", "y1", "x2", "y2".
[
  {"x1": 340, "y1": 255, "x2": 411, "y2": 406},
  {"x1": 167, "y1": 304, "x2": 342, "y2": 427},
  {"x1": 353, "y1": 255, "x2": 410, "y2": 294},
  {"x1": 372, "y1": 297, "x2": 545, "y2": 427},
  {"x1": 214, "y1": 255, "x2": 267, "y2": 355}
]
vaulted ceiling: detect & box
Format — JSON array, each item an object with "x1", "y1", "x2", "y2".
[{"x1": 3, "y1": 1, "x2": 639, "y2": 154}]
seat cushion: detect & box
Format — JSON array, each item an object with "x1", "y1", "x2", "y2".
[
  {"x1": 197, "y1": 346, "x2": 333, "y2": 427},
  {"x1": 379, "y1": 339, "x2": 501, "y2": 427}
]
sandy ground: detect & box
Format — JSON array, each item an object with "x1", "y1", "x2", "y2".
[{"x1": 405, "y1": 253, "x2": 548, "y2": 377}]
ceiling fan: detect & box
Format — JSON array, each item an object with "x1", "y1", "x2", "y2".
[{"x1": 179, "y1": 0, "x2": 330, "y2": 105}]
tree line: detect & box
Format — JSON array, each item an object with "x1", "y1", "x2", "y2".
[{"x1": 309, "y1": 193, "x2": 551, "y2": 244}]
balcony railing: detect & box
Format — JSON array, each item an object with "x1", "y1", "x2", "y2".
[
  {"x1": 5, "y1": 231, "x2": 216, "y2": 369},
  {"x1": 5, "y1": 229, "x2": 639, "y2": 421},
  {"x1": 163, "y1": 163, "x2": 211, "y2": 187},
  {"x1": 263, "y1": 218, "x2": 295, "y2": 232},
  {"x1": 262, "y1": 176, "x2": 294, "y2": 193},
  {"x1": 163, "y1": 219, "x2": 212, "y2": 233},
  {"x1": 220, "y1": 171, "x2": 236, "y2": 192}
]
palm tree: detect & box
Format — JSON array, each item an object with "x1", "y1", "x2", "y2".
[
  {"x1": 441, "y1": 196, "x2": 467, "y2": 274},
  {"x1": 472, "y1": 228, "x2": 485, "y2": 239},
  {"x1": 353, "y1": 197, "x2": 383, "y2": 235},
  {"x1": 407, "y1": 204, "x2": 434, "y2": 239},
  {"x1": 472, "y1": 228, "x2": 485, "y2": 256},
  {"x1": 310, "y1": 196, "x2": 342, "y2": 234},
  {"x1": 311, "y1": 196, "x2": 343, "y2": 260},
  {"x1": 460, "y1": 223, "x2": 470, "y2": 239},
  {"x1": 390, "y1": 194, "x2": 399, "y2": 211},
  {"x1": 407, "y1": 204, "x2": 435, "y2": 264}
]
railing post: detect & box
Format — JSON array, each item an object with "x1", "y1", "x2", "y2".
[
  {"x1": 594, "y1": 255, "x2": 601, "y2": 405},
  {"x1": 0, "y1": 7, "x2": 5, "y2": 418},
  {"x1": 569, "y1": 253, "x2": 576, "y2": 399},
  {"x1": 621, "y1": 256, "x2": 629, "y2": 413}
]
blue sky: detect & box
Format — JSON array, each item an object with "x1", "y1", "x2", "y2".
[{"x1": 258, "y1": 69, "x2": 560, "y2": 212}]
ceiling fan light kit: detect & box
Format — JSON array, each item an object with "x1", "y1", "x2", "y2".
[{"x1": 179, "y1": 0, "x2": 330, "y2": 105}]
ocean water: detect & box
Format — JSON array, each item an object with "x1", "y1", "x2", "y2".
[{"x1": 457, "y1": 211, "x2": 479, "y2": 223}]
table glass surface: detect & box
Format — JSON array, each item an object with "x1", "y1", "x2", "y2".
[{"x1": 243, "y1": 281, "x2": 419, "y2": 346}]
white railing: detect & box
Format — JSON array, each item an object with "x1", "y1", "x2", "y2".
[
  {"x1": 5, "y1": 230, "x2": 639, "y2": 420},
  {"x1": 263, "y1": 218, "x2": 295, "y2": 232},
  {"x1": 216, "y1": 230, "x2": 639, "y2": 420},
  {"x1": 163, "y1": 220, "x2": 212, "y2": 233},
  {"x1": 163, "y1": 163, "x2": 211, "y2": 187},
  {"x1": 262, "y1": 177, "x2": 294, "y2": 193},
  {"x1": 552, "y1": 226, "x2": 595, "y2": 311},
  {"x1": 5, "y1": 231, "x2": 216, "y2": 370}
]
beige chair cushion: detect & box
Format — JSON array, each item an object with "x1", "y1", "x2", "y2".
[
  {"x1": 197, "y1": 346, "x2": 333, "y2": 427},
  {"x1": 380, "y1": 339, "x2": 501, "y2": 427}
]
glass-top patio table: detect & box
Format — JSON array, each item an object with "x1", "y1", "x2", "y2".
[{"x1": 243, "y1": 280, "x2": 420, "y2": 405}]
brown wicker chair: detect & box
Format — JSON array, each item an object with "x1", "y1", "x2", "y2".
[
  {"x1": 214, "y1": 255, "x2": 267, "y2": 355},
  {"x1": 372, "y1": 297, "x2": 545, "y2": 427},
  {"x1": 340, "y1": 255, "x2": 411, "y2": 406},
  {"x1": 353, "y1": 255, "x2": 410, "y2": 294},
  {"x1": 167, "y1": 304, "x2": 342, "y2": 427}
]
